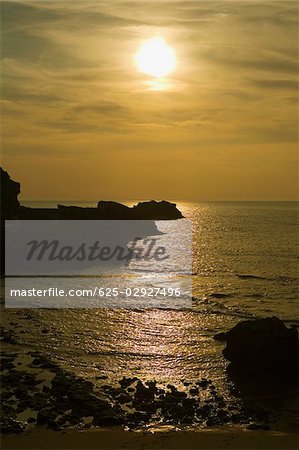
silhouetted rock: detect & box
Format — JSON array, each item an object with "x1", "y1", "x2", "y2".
[
  {"x1": 132, "y1": 200, "x2": 183, "y2": 220},
  {"x1": 97, "y1": 201, "x2": 131, "y2": 219},
  {"x1": 220, "y1": 317, "x2": 299, "y2": 384},
  {"x1": 1, "y1": 416, "x2": 26, "y2": 434},
  {"x1": 0, "y1": 168, "x2": 183, "y2": 221},
  {"x1": 18, "y1": 207, "x2": 59, "y2": 220},
  {"x1": 57, "y1": 204, "x2": 103, "y2": 220},
  {"x1": 0, "y1": 168, "x2": 183, "y2": 275},
  {"x1": 214, "y1": 332, "x2": 227, "y2": 341},
  {"x1": 0, "y1": 168, "x2": 21, "y2": 274},
  {"x1": 57, "y1": 200, "x2": 183, "y2": 220},
  {"x1": 0, "y1": 168, "x2": 20, "y2": 219},
  {"x1": 96, "y1": 200, "x2": 184, "y2": 220}
]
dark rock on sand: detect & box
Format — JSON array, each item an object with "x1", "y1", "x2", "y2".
[
  {"x1": 189, "y1": 387, "x2": 199, "y2": 396},
  {"x1": 127, "y1": 411, "x2": 151, "y2": 425},
  {"x1": 1, "y1": 349, "x2": 125, "y2": 433},
  {"x1": 1, "y1": 339, "x2": 273, "y2": 432},
  {"x1": 119, "y1": 376, "x2": 138, "y2": 388},
  {"x1": 115, "y1": 393, "x2": 132, "y2": 404},
  {"x1": 134, "y1": 380, "x2": 155, "y2": 403},
  {"x1": 1, "y1": 417, "x2": 26, "y2": 434}
]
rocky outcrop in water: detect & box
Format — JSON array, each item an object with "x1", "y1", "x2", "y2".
[
  {"x1": 0, "y1": 168, "x2": 183, "y2": 275},
  {"x1": 0, "y1": 168, "x2": 183, "y2": 221},
  {"x1": 216, "y1": 317, "x2": 299, "y2": 386},
  {"x1": 58, "y1": 200, "x2": 183, "y2": 220},
  {"x1": 96, "y1": 200, "x2": 183, "y2": 220}
]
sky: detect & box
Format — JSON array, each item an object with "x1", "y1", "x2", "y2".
[{"x1": 1, "y1": 0, "x2": 298, "y2": 201}]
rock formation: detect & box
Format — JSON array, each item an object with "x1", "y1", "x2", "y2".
[
  {"x1": 0, "y1": 168, "x2": 183, "y2": 275},
  {"x1": 97, "y1": 201, "x2": 131, "y2": 219},
  {"x1": 0, "y1": 167, "x2": 184, "y2": 221},
  {"x1": 57, "y1": 200, "x2": 183, "y2": 220},
  {"x1": 216, "y1": 317, "x2": 299, "y2": 388},
  {"x1": 0, "y1": 168, "x2": 20, "y2": 219},
  {"x1": 132, "y1": 200, "x2": 183, "y2": 220}
]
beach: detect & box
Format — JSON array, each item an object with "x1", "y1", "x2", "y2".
[{"x1": 2, "y1": 427, "x2": 298, "y2": 450}]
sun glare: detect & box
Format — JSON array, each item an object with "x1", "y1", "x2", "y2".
[{"x1": 135, "y1": 37, "x2": 176, "y2": 78}]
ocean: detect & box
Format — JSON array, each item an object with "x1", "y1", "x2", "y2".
[{"x1": 2, "y1": 201, "x2": 299, "y2": 405}]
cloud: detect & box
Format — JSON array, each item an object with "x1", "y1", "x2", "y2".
[
  {"x1": 73, "y1": 101, "x2": 127, "y2": 115},
  {"x1": 2, "y1": 0, "x2": 298, "y2": 192},
  {"x1": 1, "y1": 0, "x2": 145, "y2": 34},
  {"x1": 251, "y1": 79, "x2": 299, "y2": 91},
  {"x1": 204, "y1": 51, "x2": 298, "y2": 75}
]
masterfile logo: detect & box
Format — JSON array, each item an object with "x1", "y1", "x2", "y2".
[
  {"x1": 5, "y1": 219, "x2": 192, "y2": 308},
  {"x1": 5, "y1": 220, "x2": 191, "y2": 275},
  {"x1": 25, "y1": 237, "x2": 169, "y2": 265}
]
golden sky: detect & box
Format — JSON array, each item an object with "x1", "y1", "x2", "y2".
[{"x1": 1, "y1": 0, "x2": 298, "y2": 201}]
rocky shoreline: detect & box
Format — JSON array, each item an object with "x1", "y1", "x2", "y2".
[{"x1": 1, "y1": 325, "x2": 272, "y2": 436}]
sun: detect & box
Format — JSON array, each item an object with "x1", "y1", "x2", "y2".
[{"x1": 135, "y1": 37, "x2": 176, "y2": 78}]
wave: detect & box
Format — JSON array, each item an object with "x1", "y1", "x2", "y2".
[
  {"x1": 208, "y1": 292, "x2": 233, "y2": 299},
  {"x1": 235, "y1": 273, "x2": 298, "y2": 283},
  {"x1": 235, "y1": 274, "x2": 267, "y2": 280}
]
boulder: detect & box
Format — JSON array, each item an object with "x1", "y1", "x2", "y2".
[{"x1": 220, "y1": 317, "x2": 299, "y2": 383}]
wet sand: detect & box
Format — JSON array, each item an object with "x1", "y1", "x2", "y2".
[{"x1": 2, "y1": 427, "x2": 298, "y2": 450}]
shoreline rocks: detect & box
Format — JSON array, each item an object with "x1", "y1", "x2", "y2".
[
  {"x1": 0, "y1": 339, "x2": 270, "y2": 434},
  {"x1": 1, "y1": 348, "x2": 124, "y2": 434},
  {"x1": 2, "y1": 319, "x2": 289, "y2": 435}
]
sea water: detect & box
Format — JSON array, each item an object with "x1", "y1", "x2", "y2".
[{"x1": 2, "y1": 201, "x2": 298, "y2": 395}]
